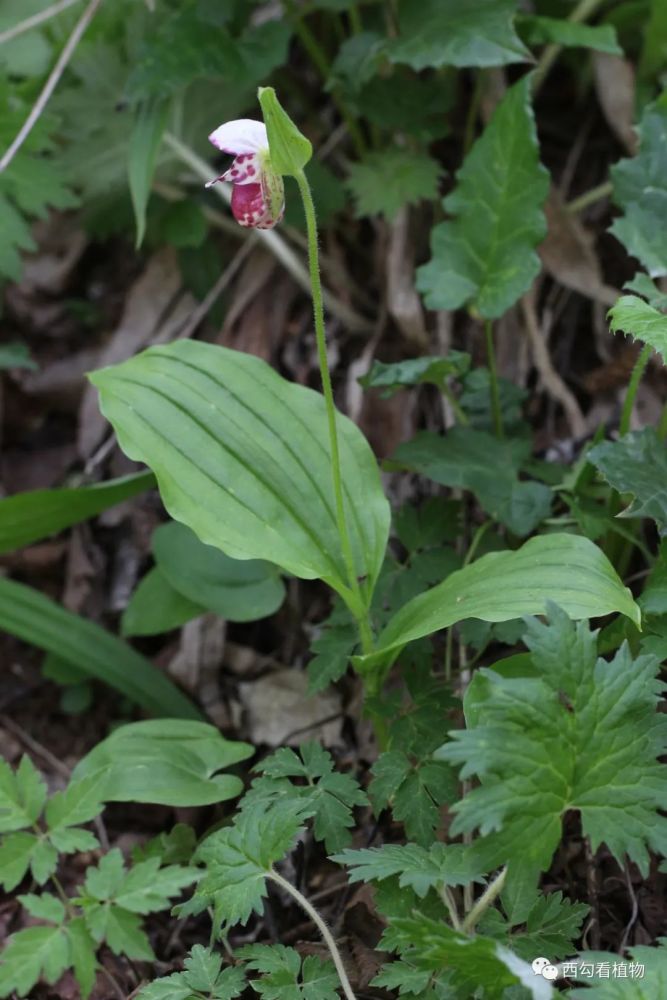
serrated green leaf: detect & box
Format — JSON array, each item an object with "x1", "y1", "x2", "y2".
[
  {"x1": 66, "y1": 917, "x2": 97, "y2": 1000},
  {"x1": 73, "y1": 719, "x2": 252, "y2": 807},
  {"x1": 481, "y1": 889, "x2": 588, "y2": 962},
  {"x1": 31, "y1": 838, "x2": 59, "y2": 884},
  {"x1": 248, "y1": 742, "x2": 367, "y2": 853},
  {"x1": 354, "y1": 533, "x2": 640, "y2": 677},
  {"x1": 333, "y1": 842, "x2": 484, "y2": 897},
  {"x1": 346, "y1": 149, "x2": 441, "y2": 220},
  {"x1": 152, "y1": 521, "x2": 285, "y2": 623},
  {"x1": 0, "y1": 468, "x2": 155, "y2": 556},
  {"x1": 388, "y1": 0, "x2": 530, "y2": 70},
  {"x1": 0, "y1": 831, "x2": 39, "y2": 891},
  {"x1": 417, "y1": 75, "x2": 548, "y2": 319},
  {"x1": 89, "y1": 340, "x2": 390, "y2": 604},
  {"x1": 607, "y1": 293, "x2": 667, "y2": 363},
  {"x1": 389, "y1": 915, "x2": 553, "y2": 999},
  {"x1": 240, "y1": 945, "x2": 340, "y2": 1000},
  {"x1": 18, "y1": 892, "x2": 65, "y2": 925},
  {"x1": 49, "y1": 827, "x2": 99, "y2": 854},
  {"x1": 45, "y1": 775, "x2": 106, "y2": 836},
  {"x1": 611, "y1": 97, "x2": 667, "y2": 276},
  {"x1": 568, "y1": 940, "x2": 667, "y2": 996},
  {"x1": 122, "y1": 566, "x2": 204, "y2": 637},
  {"x1": 114, "y1": 859, "x2": 200, "y2": 914},
  {"x1": 196, "y1": 801, "x2": 307, "y2": 926},
  {"x1": 518, "y1": 15, "x2": 622, "y2": 54},
  {"x1": 439, "y1": 608, "x2": 667, "y2": 879},
  {"x1": 0, "y1": 755, "x2": 46, "y2": 832},
  {"x1": 367, "y1": 749, "x2": 457, "y2": 845},
  {"x1": 392, "y1": 428, "x2": 552, "y2": 536},
  {"x1": 625, "y1": 273, "x2": 667, "y2": 310},
  {"x1": 0, "y1": 577, "x2": 200, "y2": 718},
  {"x1": 0, "y1": 925, "x2": 70, "y2": 998},
  {"x1": 359, "y1": 354, "x2": 471, "y2": 397},
  {"x1": 589, "y1": 428, "x2": 667, "y2": 534},
  {"x1": 136, "y1": 945, "x2": 246, "y2": 1000}
]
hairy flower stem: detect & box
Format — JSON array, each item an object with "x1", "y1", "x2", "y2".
[
  {"x1": 484, "y1": 320, "x2": 503, "y2": 439},
  {"x1": 269, "y1": 870, "x2": 358, "y2": 1000},
  {"x1": 295, "y1": 169, "x2": 373, "y2": 654},
  {"x1": 620, "y1": 344, "x2": 652, "y2": 437},
  {"x1": 461, "y1": 867, "x2": 507, "y2": 935}
]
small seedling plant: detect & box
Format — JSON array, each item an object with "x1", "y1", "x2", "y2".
[{"x1": 1, "y1": 3, "x2": 667, "y2": 998}]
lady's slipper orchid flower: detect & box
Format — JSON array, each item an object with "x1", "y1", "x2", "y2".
[{"x1": 205, "y1": 118, "x2": 284, "y2": 230}]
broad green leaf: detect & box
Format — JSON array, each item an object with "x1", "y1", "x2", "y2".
[
  {"x1": 607, "y1": 293, "x2": 667, "y2": 363},
  {"x1": 122, "y1": 566, "x2": 204, "y2": 637},
  {"x1": 392, "y1": 428, "x2": 552, "y2": 536},
  {"x1": 518, "y1": 15, "x2": 622, "y2": 54},
  {"x1": 346, "y1": 149, "x2": 442, "y2": 220},
  {"x1": 239, "y1": 945, "x2": 339, "y2": 1000},
  {"x1": 73, "y1": 719, "x2": 252, "y2": 807},
  {"x1": 359, "y1": 353, "x2": 471, "y2": 397},
  {"x1": 0, "y1": 925, "x2": 70, "y2": 999},
  {"x1": 196, "y1": 801, "x2": 307, "y2": 926},
  {"x1": 439, "y1": 608, "x2": 667, "y2": 879},
  {"x1": 128, "y1": 100, "x2": 169, "y2": 248},
  {"x1": 0, "y1": 755, "x2": 46, "y2": 832},
  {"x1": 388, "y1": 915, "x2": 554, "y2": 999},
  {"x1": 89, "y1": 340, "x2": 390, "y2": 602},
  {"x1": 355, "y1": 533, "x2": 640, "y2": 676},
  {"x1": 333, "y1": 842, "x2": 484, "y2": 897},
  {"x1": 388, "y1": 0, "x2": 530, "y2": 70},
  {"x1": 589, "y1": 428, "x2": 667, "y2": 533},
  {"x1": 0, "y1": 578, "x2": 200, "y2": 719},
  {"x1": 245, "y1": 742, "x2": 368, "y2": 852},
  {"x1": 0, "y1": 471, "x2": 154, "y2": 554},
  {"x1": 153, "y1": 521, "x2": 285, "y2": 623},
  {"x1": 417, "y1": 75, "x2": 548, "y2": 318},
  {"x1": 610, "y1": 97, "x2": 667, "y2": 277}
]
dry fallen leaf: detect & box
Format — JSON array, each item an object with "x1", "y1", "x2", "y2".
[
  {"x1": 238, "y1": 668, "x2": 342, "y2": 746},
  {"x1": 592, "y1": 52, "x2": 637, "y2": 154}
]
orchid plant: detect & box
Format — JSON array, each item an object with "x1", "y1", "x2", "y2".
[{"x1": 205, "y1": 89, "x2": 376, "y2": 660}]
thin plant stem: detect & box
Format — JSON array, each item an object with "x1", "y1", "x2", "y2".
[
  {"x1": 269, "y1": 870, "x2": 357, "y2": 1000},
  {"x1": 439, "y1": 884, "x2": 462, "y2": 932},
  {"x1": 620, "y1": 344, "x2": 651, "y2": 436},
  {"x1": 296, "y1": 168, "x2": 373, "y2": 653},
  {"x1": 533, "y1": 0, "x2": 608, "y2": 93},
  {"x1": 463, "y1": 520, "x2": 492, "y2": 568},
  {"x1": 461, "y1": 867, "x2": 507, "y2": 935},
  {"x1": 0, "y1": 0, "x2": 104, "y2": 173},
  {"x1": 463, "y1": 70, "x2": 485, "y2": 155},
  {"x1": 441, "y1": 381, "x2": 469, "y2": 425},
  {"x1": 566, "y1": 179, "x2": 613, "y2": 214},
  {"x1": 484, "y1": 319, "x2": 503, "y2": 438},
  {"x1": 0, "y1": 0, "x2": 82, "y2": 45}
]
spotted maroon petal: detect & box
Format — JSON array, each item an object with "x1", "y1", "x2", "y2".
[{"x1": 220, "y1": 152, "x2": 261, "y2": 186}]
